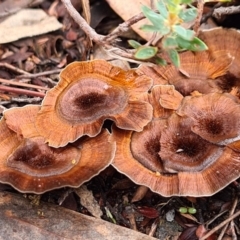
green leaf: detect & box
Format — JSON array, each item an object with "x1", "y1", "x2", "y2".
[
  {"x1": 173, "y1": 25, "x2": 195, "y2": 40},
  {"x1": 176, "y1": 36, "x2": 208, "y2": 51},
  {"x1": 175, "y1": 35, "x2": 191, "y2": 49},
  {"x1": 180, "y1": 0, "x2": 193, "y2": 4},
  {"x1": 141, "y1": 24, "x2": 170, "y2": 34},
  {"x1": 164, "y1": 0, "x2": 181, "y2": 13},
  {"x1": 179, "y1": 7, "x2": 197, "y2": 22},
  {"x1": 128, "y1": 40, "x2": 142, "y2": 49},
  {"x1": 141, "y1": 5, "x2": 165, "y2": 27},
  {"x1": 134, "y1": 46, "x2": 158, "y2": 60},
  {"x1": 141, "y1": 5, "x2": 170, "y2": 34},
  {"x1": 155, "y1": 56, "x2": 167, "y2": 66},
  {"x1": 156, "y1": 0, "x2": 168, "y2": 19},
  {"x1": 162, "y1": 36, "x2": 178, "y2": 49},
  {"x1": 167, "y1": 49, "x2": 180, "y2": 67}
]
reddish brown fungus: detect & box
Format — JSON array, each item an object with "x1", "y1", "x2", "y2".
[
  {"x1": 138, "y1": 51, "x2": 232, "y2": 96},
  {"x1": 199, "y1": 27, "x2": 240, "y2": 77},
  {"x1": 111, "y1": 120, "x2": 180, "y2": 197},
  {"x1": 1, "y1": 106, "x2": 115, "y2": 193},
  {"x1": 35, "y1": 59, "x2": 153, "y2": 147},
  {"x1": 177, "y1": 93, "x2": 240, "y2": 144},
  {"x1": 159, "y1": 114, "x2": 223, "y2": 173},
  {"x1": 111, "y1": 111, "x2": 240, "y2": 197}
]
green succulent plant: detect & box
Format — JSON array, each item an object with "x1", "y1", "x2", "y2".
[{"x1": 129, "y1": 0, "x2": 208, "y2": 67}]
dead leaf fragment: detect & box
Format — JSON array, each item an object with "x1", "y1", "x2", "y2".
[
  {"x1": 0, "y1": 9, "x2": 62, "y2": 44},
  {"x1": 75, "y1": 185, "x2": 103, "y2": 218},
  {"x1": 105, "y1": 0, "x2": 152, "y2": 41}
]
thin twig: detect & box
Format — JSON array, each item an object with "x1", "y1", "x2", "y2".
[
  {"x1": 0, "y1": 62, "x2": 30, "y2": 75},
  {"x1": 11, "y1": 97, "x2": 43, "y2": 103},
  {"x1": 61, "y1": 0, "x2": 137, "y2": 62},
  {"x1": 200, "y1": 210, "x2": 240, "y2": 240},
  {"x1": 217, "y1": 197, "x2": 238, "y2": 240},
  {"x1": 103, "y1": 12, "x2": 146, "y2": 42},
  {"x1": 0, "y1": 78, "x2": 50, "y2": 91},
  {"x1": 194, "y1": 0, "x2": 204, "y2": 34},
  {"x1": 0, "y1": 85, "x2": 45, "y2": 98},
  {"x1": 16, "y1": 69, "x2": 62, "y2": 79},
  {"x1": 61, "y1": 0, "x2": 104, "y2": 44},
  {"x1": 213, "y1": 5, "x2": 240, "y2": 20},
  {"x1": 200, "y1": 2, "x2": 222, "y2": 24}
]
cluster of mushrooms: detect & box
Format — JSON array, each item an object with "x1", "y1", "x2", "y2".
[{"x1": 1, "y1": 27, "x2": 240, "y2": 197}]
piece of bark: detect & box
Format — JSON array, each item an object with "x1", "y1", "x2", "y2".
[{"x1": 0, "y1": 191, "x2": 156, "y2": 240}]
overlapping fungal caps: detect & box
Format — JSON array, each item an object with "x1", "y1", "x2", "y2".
[
  {"x1": 142, "y1": 85, "x2": 183, "y2": 119},
  {"x1": 111, "y1": 88, "x2": 240, "y2": 197},
  {"x1": 199, "y1": 27, "x2": 240, "y2": 77},
  {"x1": 35, "y1": 59, "x2": 153, "y2": 147},
  {"x1": 177, "y1": 93, "x2": 240, "y2": 145},
  {"x1": 198, "y1": 28, "x2": 240, "y2": 93},
  {"x1": 1, "y1": 105, "x2": 115, "y2": 194},
  {"x1": 137, "y1": 49, "x2": 233, "y2": 96}
]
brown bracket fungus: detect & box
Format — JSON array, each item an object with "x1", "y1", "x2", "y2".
[
  {"x1": 142, "y1": 85, "x2": 183, "y2": 120},
  {"x1": 199, "y1": 27, "x2": 240, "y2": 77},
  {"x1": 111, "y1": 111, "x2": 240, "y2": 197},
  {"x1": 177, "y1": 93, "x2": 240, "y2": 145},
  {"x1": 138, "y1": 51, "x2": 233, "y2": 96},
  {"x1": 1, "y1": 105, "x2": 116, "y2": 193},
  {"x1": 111, "y1": 120, "x2": 180, "y2": 197},
  {"x1": 159, "y1": 114, "x2": 224, "y2": 173},
  {"x1": 35, "y1": 59, "x2": 153, "y2": 147}
]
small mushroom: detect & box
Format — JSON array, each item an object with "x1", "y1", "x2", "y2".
[
  {"x1": 111, "y1": 113, "x2": 240, "y2": 197},
  {"x1": 1, "y1": 105, "x2": 115, "y2": 193},
  {"x1": 159, "y1": 114, "x2": 223, "y2": 172},
  {"x1": 138, "y1": 51, "x2": 233, "y2": 96},
  {"x1": 111, "y1": 120, "x2": 180, "y2": 197},
  {"x1": 177, "y1": 93, "x2": 240, "y2": 144},
  {"x1": 143, "y1": 85, "x2": 183, "y2": 119},
  {"x1": 36, "y1": 60, "x2": 153, "y2": 147},
  {"x1": 4, "y1": 105, "x2": 40, "y2": 138},
  {"x1": 199, "y1": 27, "x2": 240, "y2": 77}
]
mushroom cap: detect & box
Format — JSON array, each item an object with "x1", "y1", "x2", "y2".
[
  {"x1": 4, "y1": 105, "x2": 40, "y2": 138},
  {"x1": 177, "y1": 93, "x2": 240, "y2": 144},
  {"x1": 111, "y1": 120, "x2": 180, "y2": 197},
  {"x1": 137, "y1": 64, "x2": 168, "y2": 85},
  {"x1": 36, "y1": 60, "x2": 153, "y2": 147},
  {"x1": 0, "y1": 106, "x2": 115, "y2": 193},
  {"x1": 199, "y1": 27, "x2": 240, "y2": 77},
  {"x1": 143, "y1": 85, "x2": 183, "y2": 119},
  {"x1": 137, "y1": 51, "x2": 232, "y2": 96},
  {"x1": 111, "y1": 113, "x2": 240, "y2": 197},
  {"x1": 159, "y1": 114, "x2": 223, "y2": 172}
]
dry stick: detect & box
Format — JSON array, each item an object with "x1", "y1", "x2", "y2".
[
  {"x1": 0, "y1": 85, "x2": 45, "y2": 98},
  {"x1": 217, "y1": 197, "x2": 238, "y2": 240},
  {"x1": 16, "y1": 69, "x2": 62, "y2": 79},
  {"x1": 0, "y1": 62, "x2": 29, "y2": 75},
  {"x1": 194, "y1": 0, "x2": 204, "y2": 35},
  {"x1": 61, "y1": 0, "x2": 136, "y2": 61},
  {"x1": 213, "y1": 5, "x2": 240, "y2": 20},
  {"x1": 61, "y1": 0, "x2": 104, "y2": 44},
  {"x1": 199, "y1": 210, "x2": 240, "y2": 240},
  {"x1": 0, "y1": 78, "x2": 50, "y2": 91},
  {"x1": 11, "y1": 97, "x2": 42, "y2": 103},
  {"x1": 104, "y1": 12, "x2": 146, "y2": 42}
]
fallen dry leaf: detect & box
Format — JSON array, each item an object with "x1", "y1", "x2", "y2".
[
  {"x1": 0, "y1": 9, "x2": 62, "y2": 44},
  {"x1": 105, "y1": 0, "x2": 152, "y2": 41},
  {"x1": 75, "y1": 185, "x2": 103, "y2": 218}
]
